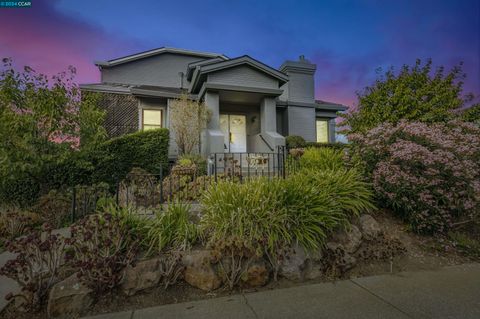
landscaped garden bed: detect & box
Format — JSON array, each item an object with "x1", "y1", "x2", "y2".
[{"x1": 1, "y1": 144, "x2": 479, "y2": 319}]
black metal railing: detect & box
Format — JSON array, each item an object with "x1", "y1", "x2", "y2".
[
  {"x1": 70, "y1": 146, "x2": 296, "y2": 222},
  {"x1": 208, "y1": 146, "x2": 288, "y2": 181}
]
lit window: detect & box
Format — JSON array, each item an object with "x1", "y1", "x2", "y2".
[
  {"x1": 142, "y1": 109, "x2": 162, "y2": 130},
  {"x1": 316, "y1": 119, "x2": 329, "y2": 143}
]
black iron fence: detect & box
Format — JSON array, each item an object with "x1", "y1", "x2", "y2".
[
  {"x1": 70, "y1": 146, "x2": 300, "y2": 222},
  {"x1": 208, "y1": 146, "x2": 288, "y2": 181}
]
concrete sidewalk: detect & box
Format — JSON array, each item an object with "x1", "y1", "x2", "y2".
[{"x1": 83, "y1": 263, "x2": 480, "y2": 319}]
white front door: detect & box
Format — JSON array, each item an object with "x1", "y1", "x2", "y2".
[{"x1": 220, "y1": 114, "x2": 247, "y2": 153}]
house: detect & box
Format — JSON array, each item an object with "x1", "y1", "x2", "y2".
[{"x1": 80, "y1": 47, "x2": 347, "y2": 159}]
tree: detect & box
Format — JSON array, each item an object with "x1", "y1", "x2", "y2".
[
  {"x1": 169, "y1": 93, "x2": 210, "y2": 155},
  {"x1": 460, "y1": 104, "x2": 480, "y2": 126},
  {"x1": 341, "y1": 59, "x2": 479, "y2": 133},
  {"x1": 0, "y1": 58, "x2": 106, "y2": 204}
]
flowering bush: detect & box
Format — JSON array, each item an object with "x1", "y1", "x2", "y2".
[
  {"x1": 349, "y1": 120, "x2": 480, "y2": 233},
  {"x1": 0, "y1": 224, "x2": 66, "y2": 311},
  {"x1": 66, "y1": 213, "x2": 139, "y2": 292}
]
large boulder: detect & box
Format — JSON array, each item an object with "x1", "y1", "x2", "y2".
[
  {"x1": 241, "y1": 259, "x2": 269, "y2": 287},
  {"x1": 331, "y1": 225, "x2": 363, "y2": 254},
  {"x1": 121, "y1": 257, "x2": 163, "y2": 296},
  {"x1": 182, "y1": 250, "x2": 222, "y2": 291},
  {"x1": 325, "y1": 242, "x2": 357, "y2": 271},
  {"x1": 47, "y1": 273, "x2": 93, "y2": 319},
  {"x1": 279, "y1": 244, "x2": 308, "y2": 281},
  {"x1": 359, "y1": 215, "x2": 382, "y2": 240}
]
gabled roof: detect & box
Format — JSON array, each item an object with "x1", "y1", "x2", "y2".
[
  {"x1": 95, "y1": 47, "x2": 228, "y2": 68},
  {"x1": 189, "y1": 55, "x2": 288, "y2": 93},
  {"x1": 186, "y1": 57, "x2": 229, "y2": 80}
]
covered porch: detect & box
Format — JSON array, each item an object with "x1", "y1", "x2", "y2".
[{"x1": 202, "y1": 87, "x2": 285, "y2": 155}]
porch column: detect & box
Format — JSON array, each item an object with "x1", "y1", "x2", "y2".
[
  {"x1": 260, "y1": 97, "x2": 285, "y2": 150},
  {"x1": 204, "y1": 91, "x2": 224, "y2": 155}
]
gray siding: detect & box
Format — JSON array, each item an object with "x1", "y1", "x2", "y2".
[
  {"x1": 101, "y1": 53, "x2": 206, "y2": 88},
  {"x1": 286, "y1": 72, "x2": 315, "y2": 103},
  {"x1": 207, "y1": 65, "x2": 279, "y2": 89},
  {"x1": 287, "y1": 106, "x2": 316, "y2": 141},
  {"x1": 276, "y1": 108, "x2": 288, "y2": 136}
]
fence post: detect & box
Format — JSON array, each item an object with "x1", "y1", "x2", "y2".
[
  {"x1": 115, "y1": 179, "x2": 120, "y2": 206},
  {"x1": 282, "y1": 146, "x2": 286, "y2": 179},
  {"x1": 214, "y1": 153, "x2": 218, "y2": 183},
  {"x1": 159, "y1": 165, "x2": 164, "y2": 204},
  {"x1": 71, "y1": 186, "x2": 76, "y2": 223}
]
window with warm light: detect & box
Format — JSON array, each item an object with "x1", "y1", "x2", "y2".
[
  {"x1": 142, "y1": 109, "x2": 162, "y2": 130},
  {"x1": 316, "y1": 119, "x2": 329, "y2": 143}
]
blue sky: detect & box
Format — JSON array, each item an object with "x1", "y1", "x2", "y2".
[{"x1": 1, "y1": 0, "x2": 478, "y2": 106}]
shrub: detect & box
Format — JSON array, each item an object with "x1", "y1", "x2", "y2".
[
  {"x1": 0, "y1": 170, "x2": 40, "y2": 207},
  {"x1": 118, "y1": 168, "x2": 160, "y2": 210},
  {"x1": 210, "y1": 236, "x2": 261, "y2": 289},
  {"x1": 143, "y1": 201, "x2": 198, "y2": 255},
  {"x1": 349, "y1": 120, "x2": 480, "y2": 234},
  {"x1": 0, "y1": 225, "x2": 66, "y2": 311},
  {"x1": 32, "y1": 190, "x2": 71, "y2": 228},
  {"x1": 293, "y1": 169, "x2": 376, "y2": 218},
  {"x1": 305, "y1": 142, "x2": 346, "y2": 150},
  {"x1": 201, "y1": 178, "x2": 290, "y2": 255},
  {"x1": 286, "y1": 135, "x2": 306, "y2": 149},
  {"x1": 89, "y1": 128, "x2": 169, "y2": 187},
  {"x1": 0, "y1": 206, "x2": 40, "y2": 241},
  {"x1": 201, "y1": 174, "x2": 374, "y2": 281},
  {"x1": 67, "y1": 213, "x2": 139, "y2": 292},
  {"x1": 178, "y1": 154, "x2": 207, "y2": 176},
  {"x1": 340, "y1": 59, "x2": 478, "y2": 133},
  {"x1": 298, "y1": 147, "x2": 345, "y2": 171},
  {"x1": 105, "y1": 204, "x2": 149, "y2": 241},
  {"x1": 0, "y1": 59, "x2": 106, "y2": 206}
]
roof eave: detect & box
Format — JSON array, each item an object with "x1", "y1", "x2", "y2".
[{"x1": 96, "y1": 47, "x2": 227, "y2": 68}]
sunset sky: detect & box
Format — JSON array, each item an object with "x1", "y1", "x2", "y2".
[{"x1": 0, "y1": 0, "x2": 478, "y2": 107}]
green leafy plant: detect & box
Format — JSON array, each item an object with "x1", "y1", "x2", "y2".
[
  {"x1": 143, "y1": 201, "x2": 198, "y2": 255},
  {"x1": 89, "y1": 128, "x2": 169, "y2": 188},
  {"x1": 0, "y1": 58, "x2": 106, "y2": 205},
  {"x1": 298, "y1": 147, "x2": 345, "y2": 171},
  {"x1": 305, "y1": 142, "x2": 346, "y2": 150},
  {"x1": 341, "y1": 59, "x2": 479, "y2": 133},
  {"x1": 178, "y1": 154, "x2": 207, "y2": 176},
  {"x1": 285, "y1": 135, "x2": 306, "y2": 149},
  {"x1": 201, "y1": 178, "x2": 290, "y2": 254},
  {"x1": 201, "y1": 170, "x2": 375, "y2": 283}
]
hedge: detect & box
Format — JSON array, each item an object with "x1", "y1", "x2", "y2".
[
  {"x1": 31, "y1": 128, "x2": 170, "y2": 196},
  {"x1": 286, "y1": 135, "x2": 347, "y2": 150},
  {"x1": 89, "y1": 128, "x2": 169, "y2": 187}
]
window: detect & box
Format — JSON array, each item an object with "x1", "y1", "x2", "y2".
[
  {"x1": 316, "y1": 119, "x2": 329, "y2": 143},
  {"x1": 142, "y1": 109, "x2": 162, "y2": 130}
]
